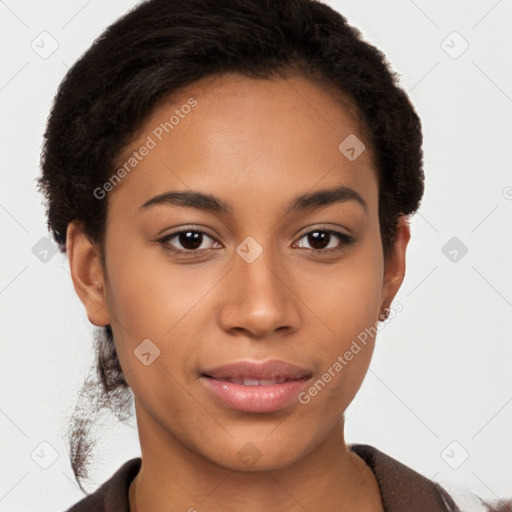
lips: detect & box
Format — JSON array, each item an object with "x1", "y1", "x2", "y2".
[
  {"x1": 201, "y1": 359, "x2": 312, "y2": 381},
  {"x1": 200, "y1": 359, "x2": 312, "y2": 413},
  {"x1": 215, "y1": 377, "x2": 288, "y2": 386}
]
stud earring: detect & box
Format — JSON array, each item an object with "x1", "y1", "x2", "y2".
[{"x1": 379, "y1": 306, "x2": 390, "y2": 321}]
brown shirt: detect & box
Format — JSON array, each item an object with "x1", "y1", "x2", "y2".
[{"x1": 64, "y1": 444, "x2": 460, "y2": 512}]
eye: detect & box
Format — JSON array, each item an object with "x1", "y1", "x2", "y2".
[
  {"x1": 293, "y1": 227, "x2": 354, "y2": 254},
  {"x1": 157, "y1": 226, "x2": 354, "y2": 256},
  {"x1": 158, "y1": 228, "x2": 220, "y2": 255}
]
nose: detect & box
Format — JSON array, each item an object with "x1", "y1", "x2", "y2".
[{"x1": 217, "y1": 241, "x2": 302, "y2": 339}]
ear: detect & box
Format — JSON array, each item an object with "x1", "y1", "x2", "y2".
[
  {"x1": 66, "y1": 221, "x2": 110, "y2": 326},
  {"x1": 380, "y1": 215, "x2": 411, "y2": 314}
]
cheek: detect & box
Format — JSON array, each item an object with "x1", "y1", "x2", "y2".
[
  {"x1": 304, "y1": 234, "x2": 384, "y2": 338},
  {"x1": 102, "y1": 234, "x2": 224, "y2": 386},
  {"x1": 301, "y1": 238, "x2": 384, "y2": 410},
  {"x1": 104, "y1": 229, "x2": 210, "y2": 338}
]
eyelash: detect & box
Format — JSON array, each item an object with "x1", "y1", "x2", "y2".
[{"x1": 157, "y1": 226, "x2": 355, "y2": 257}]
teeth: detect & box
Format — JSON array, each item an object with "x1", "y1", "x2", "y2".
[
  {"x1": 243, "y1": 378, "x2": 260, "y2": 386},
  {"x1": 222, "y1": 377, "x2": 289, "y2": 385}
]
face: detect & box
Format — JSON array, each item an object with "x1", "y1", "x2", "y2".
[{"x1": 69, "y1": 73, "x2": 409, "y2": 471}]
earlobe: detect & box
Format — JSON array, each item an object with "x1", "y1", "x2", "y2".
[
  {"x1": 66, "y1": 221, "x2": 111, "y2": 327},
  {"x1": 381, "y1": 215, "x2": 411, "y2": 314}
]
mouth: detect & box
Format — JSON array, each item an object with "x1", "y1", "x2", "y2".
[
  {"x1": 200, "y1": 359, "x2": 312, "y2": 413},
  {"x1": 201, "y1": 358, "x2": 312, "y2": 381},
  {"x1": 203, "y1": 376, "x2": 293, "y2": 386}
]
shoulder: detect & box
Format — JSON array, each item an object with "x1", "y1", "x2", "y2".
[
  {"x1": 350, "y1": 443, "x2": 460, "y2": 512},
  {"x1": 63, "y1": 458, "x2": 141, "y2": 512}
]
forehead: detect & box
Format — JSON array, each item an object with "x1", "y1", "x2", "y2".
[{"x1": 110, "y1": 73, "x2": 377, "y2": 219}]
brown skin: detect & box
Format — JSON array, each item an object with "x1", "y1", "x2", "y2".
[{"x1": 67, "y1": 73, "x2": 410, "y2": 512}]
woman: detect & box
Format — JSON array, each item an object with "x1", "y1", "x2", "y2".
[{"x1": 37, "y1": 0, "x2": 505, "y2": 510}]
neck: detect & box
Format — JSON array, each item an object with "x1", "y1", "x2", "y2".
[{"x1": 129, "y1": 408, "x2": 383, "y2": 512}]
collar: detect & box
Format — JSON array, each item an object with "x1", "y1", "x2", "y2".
[
  {"x1": 66, "y1": 444, "x2": 459, "y2": 511},
  {"x1": 350, "y1": 444, "x2": 460, "y2": 511}
]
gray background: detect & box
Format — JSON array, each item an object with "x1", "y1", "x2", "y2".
[{"x1": 0, "y1": 1, "x2": 511, "y2": 510}]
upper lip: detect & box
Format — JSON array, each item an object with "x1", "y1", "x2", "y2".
[{"x1": 201, "y1": 359, "x2": 312, "y2": 381}]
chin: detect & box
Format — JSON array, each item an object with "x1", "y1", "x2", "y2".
[{"x1": 202, "y1": 438, "x2": 307, "y2": 473}]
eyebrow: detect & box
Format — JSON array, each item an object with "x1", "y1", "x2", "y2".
[{"x1": 139, "y1": 184, "x2": 367, "y2": 215}]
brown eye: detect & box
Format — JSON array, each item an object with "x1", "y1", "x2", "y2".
[
  {"x1": 306, "y1": 231, "x2": 331, "y2": 250},
  {"x1": 294, "y1": 228, "x2": 354, "y2": 253},
  {"x1": 159, "y1": 229, "x2": 219, "y2": 254},
  {"x1": 174, "y1": 231, "x2": 203, "y2": 250}
]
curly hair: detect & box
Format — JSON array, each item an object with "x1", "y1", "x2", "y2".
[
  {"x1": 37, "y1": 0, "x2": 425, "y2": 489},
  {"x1": 483, "y1": 499, "x2": 512, "y2": 512}
]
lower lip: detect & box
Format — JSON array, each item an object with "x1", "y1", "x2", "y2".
[{"x1": 200, "y1": 376, "x2": 310, "y2": 413}]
